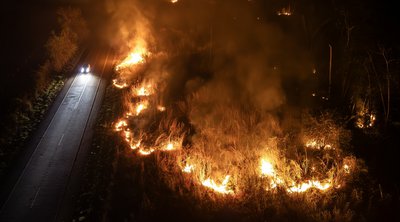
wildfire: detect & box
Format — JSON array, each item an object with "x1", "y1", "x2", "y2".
[
  {"x1": 138, "y1": 148, "x2": 155, "y2": 156},
  {"x1": 305, "y1": 139, "x2": 333, "y2": 150},
  {"x1": 260, "y1": 158, "x2": 284, "y2": 189},
  {"x1": 113, "y1": 79, "x2": 128, "y2": 89},
  {"x1": 124, "y1": 129, "x2": 131, "y2": 142},
  {"x1": 115, "y1": 120, "x2": 127, "y2": 131},
  {"x1": 287, "y1": 180, "x2": 332, "y2": 193},
  {"x1": 201, "y1": 175, "x2": 234, "y2": 195},
  {"x1": 260, "y1": 159, "x2": 275, "y2": 177},
  {"x1": 344, "y1": 164, "x2": 350, "y2": 174},
  {"x1": 157, "y1": 105, "x2": 166, "y2": 112},
  {"x1": 134, "y1": 101, "x2": 148, "y2": 116},
  {"x1": 160, "y1": 139, "x2": 182, "y2": 151},
  {"x1": 277, "y1": 5, "x2": 292, "y2": 16},
  {"x1": 354, "y1": 100, "x2": 376, "y2": 129},
  {"x1": 132, "y1": 84, "x2": 153, "y2": 96},
  {"x1": 130, "y1": 140, "x2": 141, "y2": 150},
  {"x1": 115, "y1": 52, "x2": 145, "y2": 71},
  {"x1": 163, "y1": 143, "x2": 175, "y2": 151},
  {"x1": 356, "y1": 112, "x2": 376, "y2": 129},
  {"x1": 182, "y1": 163, "x2": 194, "y2": 173},
  {"x1": 111, "y1": 29, "x2": 360, "y2": 203}
]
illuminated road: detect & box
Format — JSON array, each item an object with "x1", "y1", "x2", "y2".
[{"x1": 0, "y1": 49, "x2": 111, "y2": 222}]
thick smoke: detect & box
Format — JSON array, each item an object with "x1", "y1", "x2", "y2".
[
  {"x1": 106, "y1": 0, "x2": 360, "y2": 198},
  {"x1": 106, "y1": 0, "x2": 313, "y2": 105},
  {"x1": 104, "y1": 0, "x2": 318, "y2": 136}
]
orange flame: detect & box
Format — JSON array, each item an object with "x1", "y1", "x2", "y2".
[
  {"x1": 157, "y1": 105, "x2": 166, "y2": 112},
  {"x1": 115, "y1": 52, "x2": 145, "y2": 71},
  {"x1": 182, "y1": 163, "x2": 194, "y2": 173},
  {"x1": 201, "y1": 175, "x2": 234, "y2": 195},
  {"x1": 260, "y1": 159, "x2": 275, "y2": 177},
  {"x1": 277, "y1": 5, "x2": 292, "y2": 16},
  {"x1": 132, "y1": 83, "x2": 153, "y2": 97},
  {"x1": 135, "y1": 102, "x2": 148, "y2": 116},
  {"x1": 113, "y1": 79, "x2": 128, "y2": 89},
  {"x1": 138, "y1": 148, "x2": 155, "y2": 156},
  {"x1": 130, "y1": 140, "x2": 141, "y2": 150},
  {"x1": 287, "y1": 180, "x2": 332, "y2": 193},
  {"x1": 115, "y1": 120, "x2": 128, "y2": 131}
]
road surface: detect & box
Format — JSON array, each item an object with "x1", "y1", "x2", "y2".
[{"x1": 0, "y1": 48, "x2": 112, "y2": 222}]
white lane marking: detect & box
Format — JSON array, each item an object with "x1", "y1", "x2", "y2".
[
  {"x1": 0, "y1": 74, "x2": 80, "y2": 214},
  {"x1": 58, "y1": 134, "x2": 65, "y2": 146},
  {"x1": 74, "y1": 76, "x2": 89, "y2": 110},
  {"x1": 29, "y1": 187, "x2": 41, "y2": 208}
]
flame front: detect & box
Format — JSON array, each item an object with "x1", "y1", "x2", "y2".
[
  {"x1": 115, "y1": 51, "x2": 145, "y2": 71},
  {"x1": 115, "y1": 120, "x2": 127, "y2": 131},
  {"x1": 109, "y1": 13, "x2": 361, "y2": 201},
  {"x1": 113, "y1": 79, "x2": 128, "y2": 89},
  {"x1": 287, "y1": 180, "x2": 332, "y2": 193},
  {"x1": 201, "y1": 175, "x2": 234, "y2": 195}
]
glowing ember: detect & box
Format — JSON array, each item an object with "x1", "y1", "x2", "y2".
[
  {"x1": 164, "y1": 143, "x2": 174, "y2": 151},
  {"x1": 305, "y1": 139, "x2": 333, "y2": 150},
  {"x1": 277, "y1": 6, "x2": 292, "y2": 16},
  {"x1": 201, "y1": 175, "x2": 234, "y2": 195},
  {"x1": 115, "y1": 120, "x2": 127, "y2": 131},
  {"x1": 138, "y1": 148, "x2": 155, "y2": 156},
  {"x1": 130, "y1": 140, "x2": 141, "y2": 150},
  {"x1": 287, "y1": 180, "x2": 332, "y2": 193},
  {"x1": 344, "y1": 164, "x2": 350, "y2": 173},
  {"x1": 113, "y1": 79, "x2": 128, "y2": 89},
  {"x1": 356, "y1": 112, "x2": 376, "y2": 129},
  {"x1": 182, "y1": 164, "x2": 194, "y2": 173},
  {"x1": 132, "y1": 84, "x2": 153, "y2": 97},
  {"x1": 157, "y1": 105, "x2": 166, "y2": 112},
  {"x1": 124, "y1": 130, "x2": 131, "y2": 142},
  {"x1": 161, "y1": 140, "x2": 182, "y2": 151}
]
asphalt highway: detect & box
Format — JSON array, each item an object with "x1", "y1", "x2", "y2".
[{"x1": 0, "y1": 48, "x2": 112, "y2": 222}]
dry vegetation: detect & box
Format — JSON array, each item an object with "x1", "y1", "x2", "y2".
[{"x1": 0, "y1": 7, "x2": 88, "y2": 178}]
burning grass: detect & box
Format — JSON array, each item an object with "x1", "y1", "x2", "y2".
[{"x1": 107, "y1": 47, "x2": 367, "y2": 220}]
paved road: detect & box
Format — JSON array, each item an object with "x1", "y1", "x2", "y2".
[{"x1": 0, "y1": 48, "x2": 111, "y2": 222}]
